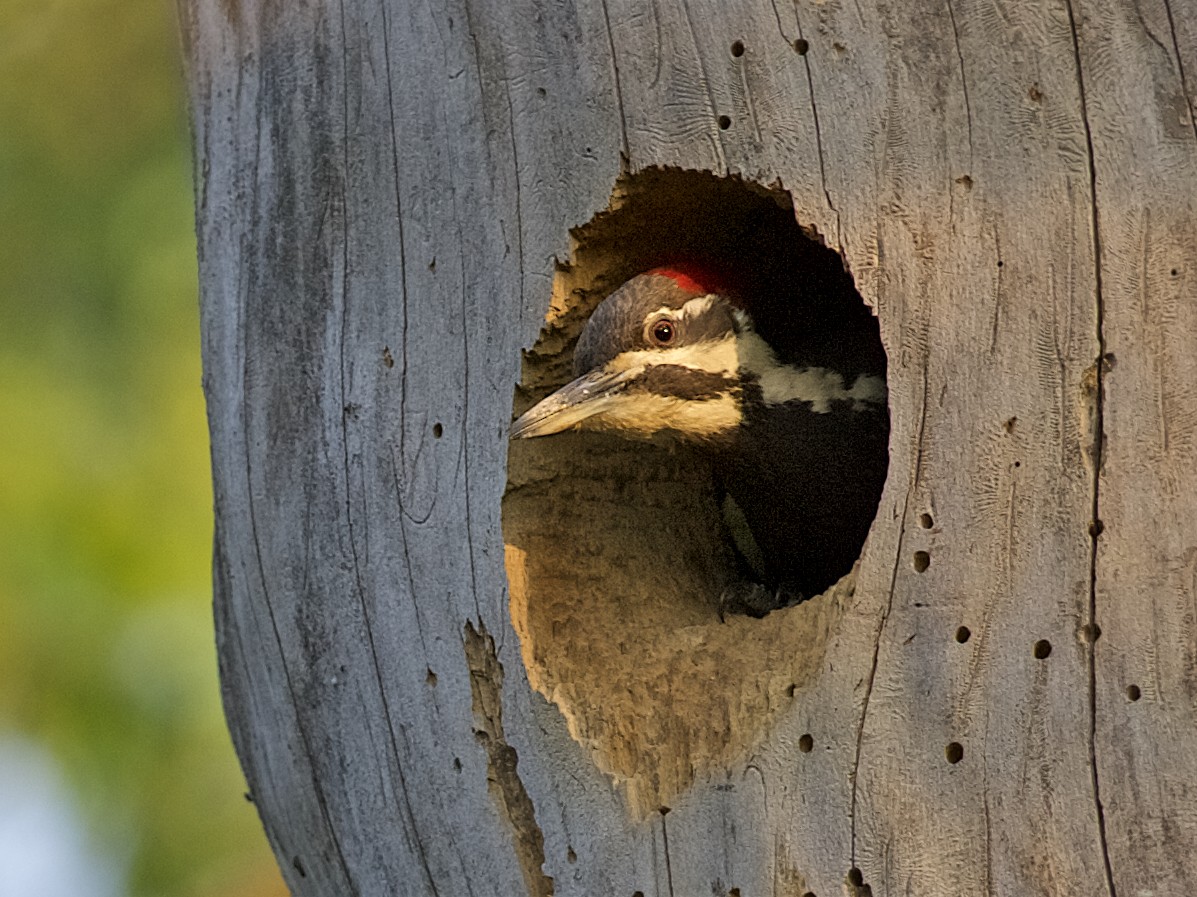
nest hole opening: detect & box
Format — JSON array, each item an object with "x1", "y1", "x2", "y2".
[{"x1": 503, "y1": 167, "x2": 889, "y2": 815}]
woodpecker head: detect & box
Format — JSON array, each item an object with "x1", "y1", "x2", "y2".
[{"x1": 511, "y1": 267, "x2": 886, "y2": 442}]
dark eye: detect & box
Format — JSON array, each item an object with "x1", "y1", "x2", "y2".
[{"x1": 648, "y1": 317, "x2": 677, "y2": 346}]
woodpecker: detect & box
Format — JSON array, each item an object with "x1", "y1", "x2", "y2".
[{"x1": 511, "y1": 266, "x2": 889, "y2": 617}]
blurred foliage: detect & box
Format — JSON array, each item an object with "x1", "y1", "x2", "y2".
[{"x1": 0, "y1": 0, "x2": 286, "y2": 894}]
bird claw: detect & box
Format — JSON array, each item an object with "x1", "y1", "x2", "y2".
[{"x1": 718, "y1": 581, "x2": 808, "y2": 620}]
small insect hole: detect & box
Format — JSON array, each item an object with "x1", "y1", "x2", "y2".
[
  {"x1": 798, "y1": 733, "x2": 814, "y2": 753},
  {"x1": 1171, "y1": 268, "x2": 1180, "y2": 277},
  {"x1": 729, "y1": 890, "x2": 742, "y2": 897},
  {"x1": 955, "y1": 626, "x2": 971, "y2": 644},
  {"x1": 945, "y1": 742, "x2": 964, "y2": 764},
  {"x1": 718, "y1": 114, "x2": 732, "y2": 130},
  {"x1": 919, "y1": 512, "x2": 934, "y2": 529},
  {"x1": 1033, "y1": 639, "x2": 1052, "y2": 659},
  {"x1": 433, "y1": 422, "x2": 444, "y2": 438},
  {"x1": 997, "y1": 259, "x2": 1005, "y2": 268},
  {"x1": 731, "y1": 40, "x2": 745, "y2": 57},
  {"x1": 802, "y1": 893, "x2": 816, "y2": 897},
  {"x1": 1013, "y1": 460, "x2": 1021, "y2": 468},
  {"x1": 1082, "y1": 623, "x2": 1102, "y2": 643},
  {"x1": 794, "y1": 38, "x2": 809, "y2": 54},
  {"x1": 912, "y1": 550, "x2": 931, "y2": 572},
  {"x1": 1089, "y1": 519, "x2": 1104, "y2": 537},
  {"x1": 1127, "y1": 684, "x2": 1142, "y2": 702}
]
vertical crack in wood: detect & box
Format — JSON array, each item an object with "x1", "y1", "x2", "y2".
[
  {"x1": 465, "y1": 621, "x2": 553, "y2": 897},
  {"x1": 1161, "y1": 0, "x2": 1197, "y2": 145},
  {"x1": 989, "y1": 229, "x2": 1004, "y2": 354},
  {"x1": 660, "y1": 810, "x2": 676, "y2": 897},
  {"x1": 504, "y1": 77, "x2": 527, "y2": 320},
  {"x1": 597, "y1": 0, "x2": 631, "y2": 165},
  {"x1": 455, "y1": 250, "x2": 486, "y2": 625},
  {"x1": 765, "y1": 0, "x2": 794, "y2": 46},
  {"x1": 943, "y1": 0, "x2": 974, "y2": 168},
  {"x1": 377, "y1": 0, "x2": 413, "y2": 470},
  {"x1": 790, "y1": 6, "x2": 842, "y2": 253},
  {"x1": 1063, "y1": 1, "x2": 1117, "y2": 894}
]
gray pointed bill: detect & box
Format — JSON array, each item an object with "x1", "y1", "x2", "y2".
[{"x1": 510, "y1": 367, "x2": 635, "y2": 439}]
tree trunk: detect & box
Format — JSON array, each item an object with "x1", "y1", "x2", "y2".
[{"x1": 180, "y1": 0, "x2": 1197, "y2": 894}]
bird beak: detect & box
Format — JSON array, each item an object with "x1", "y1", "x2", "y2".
[{"x1": 510, "y1": 367, "x2": 635, "y2": 439}]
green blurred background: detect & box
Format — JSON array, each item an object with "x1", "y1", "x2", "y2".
[{"x1": 0, "y1": 0, "x2": 286, "y2": 894}]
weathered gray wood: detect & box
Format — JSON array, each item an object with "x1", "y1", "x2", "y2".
[
  {"x1": 1083, "y1": 1, "x2": 1197, "y2": 894},
  {"x1": 180, "y1": 0, "x2": 1197, "y2": 893}
]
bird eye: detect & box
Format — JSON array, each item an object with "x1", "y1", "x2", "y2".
[{"x1": 648, "y1": 316, "x2": 677, "y2": 346}]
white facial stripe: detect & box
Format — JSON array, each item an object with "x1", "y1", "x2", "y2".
[
  {"x1": 608, "y1": 334, "x2": 740, "y2": 378},
  {"x1": 738, "y1": 332, "x2": 888, "y2": 413}
]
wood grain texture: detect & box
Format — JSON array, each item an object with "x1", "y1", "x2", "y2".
[
  {"x1": 179, "y1": 0, "x2": 1197, "y2": 893},
  {"x1": 1081, "y1": 0, "x2": 1197, "y2": 894}
]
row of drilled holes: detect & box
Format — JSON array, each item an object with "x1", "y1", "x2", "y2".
[
  {"x1": 419, "y1": 686, "x2": 1145, "y2": 774},
  {"x1": 913, "y1": 515, "x2": 1139, "y2": 693},
  {"x1": 907, "y1": 512, "x2": 1140, "y2": 765}
]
